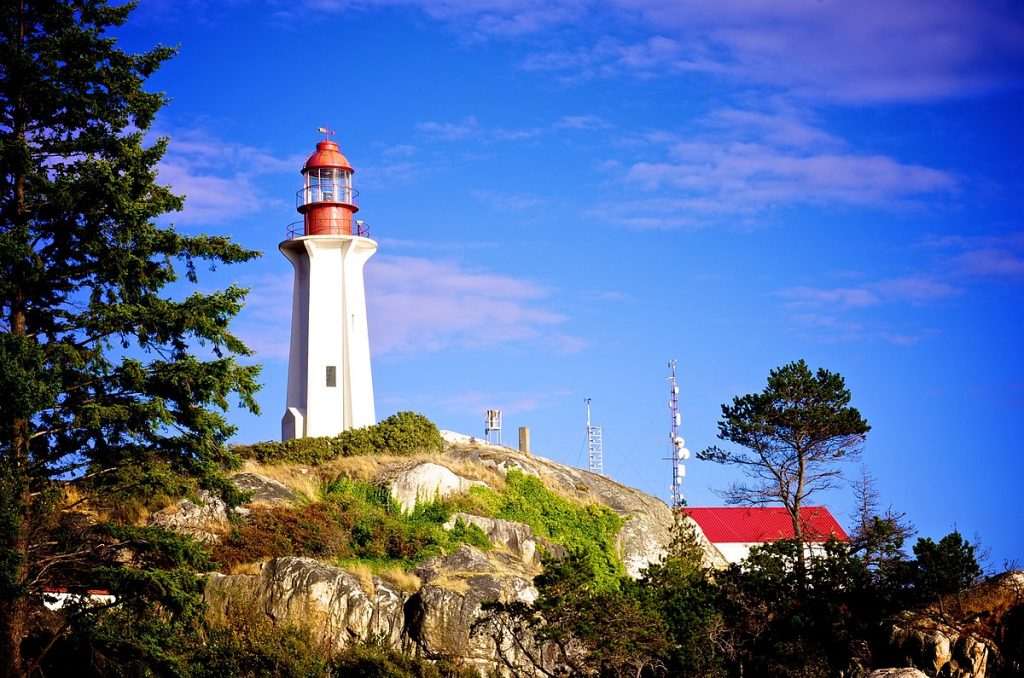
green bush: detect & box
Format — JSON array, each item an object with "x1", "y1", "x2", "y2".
[
  {"x1": 213, "y1": 476, "x2": 489, "y2": 571},
  {"x1": 466, "y1": 469, "x2": 626, "y2": 590},
  {"x1": 332, "y1": 639, "x2": 477, "y2": 677},
  {"x1": 231, "y1": 411, "x2": 443, "y2": 465}
]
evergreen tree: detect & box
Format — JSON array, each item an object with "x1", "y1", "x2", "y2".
[
  {"x1": 912, "y1": 530, "x2": 983, "y2": 600},
  {"x1": 0, "y1": 1, "x2": 259, "y2": 673},
  {"x1": 699, "y1": 360, "x2": 869, "y2": 571}
]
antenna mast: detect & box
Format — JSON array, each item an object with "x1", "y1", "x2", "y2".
[
  {"x1": 664, "y1": 360, "x2": 690, "y2": 507},
  {"x1": 585, "y1": 398, "x2": 604, "y2": 475}
]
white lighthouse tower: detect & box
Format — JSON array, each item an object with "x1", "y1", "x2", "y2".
[{"x1": 280, "y1": 131, "x2": 377, "y2": 440}]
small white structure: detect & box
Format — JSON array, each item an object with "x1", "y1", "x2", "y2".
[
  {"x1": 484, "y1": 409, "x2": 502, "y2": 445},
  {"x1": 281, "y1": 133, "x2": 377, "y2": 440}
]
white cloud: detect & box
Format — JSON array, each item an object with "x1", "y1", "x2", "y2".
[
  {"x1": 367, "y1": 255, "x2": 577, "y2": 355},
  {"x1": 625, "y1": 143, "x2": 955, "y2": 205},
  {"x1": 156, "y1": 130, "x2": 300, "y2": 225},
  {"x1": 665, "y1": 0, "x2": 1024, "y2": 103},
  {"x1": 415, "y1": 116, "x2": 543, "y2": 144},
  {"x1": 780, "y1": 276, "x2": 961, "y2": 311},
  {"x1": 436, "y1": 388, "x2": 571, "y2": 415},
  {"x1": 599, "y1": 108, "x2": 957, "y2": 228},
  {"x1": 522, "y1": 0, "x2": 1024, "y2": 102},
  {"x1": 554, "y1": 115, "x2": 611, "y2": 131},
  {"x1": 417, "y1": 117, "x2": 481, "y2": 141},
  {"x1": 956, "y1": 249, "x2": 1024, "y2": 278},
  {"x1": 234, "y1": 255, "x2": 579, "y2": 360},
  {"x1": 470, "y1": 189, "x2": 545, "y2": 211}
]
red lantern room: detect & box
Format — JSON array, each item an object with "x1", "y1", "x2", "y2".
[{"x1": 295, "y1": 132, "x2": 361, "y2": 236}]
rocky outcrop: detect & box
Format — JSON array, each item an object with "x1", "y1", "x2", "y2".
[
  {"x1": 148, "y1": 490, "x2": 228, "y2": 543},
  {"x1": 205, "y1": 557, "x2": 405, "y2": 651},
  {"x1": 449, "y1": 442, "x2": 724, "y2": 576},
  {"x1": 880, "y1": 615, "x2": 990, "y2": 677},
  {"x1": 874, "y1": 571, "x2": 1024, "y2": 678},
  {"x1": 231, "y1": 472, "x2": 299, "y2": 505},
  {"x1": 389, "y1": 462, "x2": 484, "y2": 513},
  {"x1": 444, "y1": 513, "x2": 566, "y2": 567},
  {"x1": 205, "y1": 547, "x2": 546, "y2": 675},
  {"x1": 867, "y1": 670, "x2": 931, "y2": 678},
  {"x1": 407, "y1": 546, "x2": 542, "y2": 674},
  {"x1": 198, "y1": 434, "x2": 733, "y2": 674}
]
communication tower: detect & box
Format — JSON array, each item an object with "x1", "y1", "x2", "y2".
[
  {"x1": 664, "y1": 359, "x2": 690, "y2": 507},
  {"x1": 585, "y1": 398, "x2": 604, "y2": 475},
  {"x1": 484, "y1": 409, "x2": 502, "y2": 445}
]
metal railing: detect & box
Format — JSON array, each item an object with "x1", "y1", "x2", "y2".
[
  {"x1": 285, "y1": 220, "x2": 371, "y2": 239},
  {"x1": 295, "y1": 186, "x2": 360, "y2": 209}
]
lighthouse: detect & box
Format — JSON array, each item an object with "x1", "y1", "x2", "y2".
[{"x1": 280, "y1": 132, "x2": 377, "y2": 440}]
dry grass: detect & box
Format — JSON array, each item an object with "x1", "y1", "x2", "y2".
[
  {"x1": 341, "y1": 562, "x2": 377, "y2": 597},
  {"x1": 318, "y1": 454, "x2": 402, "y2": 484},
  {"x1": 425, "y1": 573, "x2": 471, "y2": 595},
  {"x1": 61, "y1": 482, "x2": 156, "y2": 525},
  {"x1": 226, "y1": 561, "x2": 265, "y2": 576},
  {"x1": 376, "y1": 566, "x2": 422, "y2": 594},
  {"x1": 239, "y1": 460, "x2": 318, "y2": 502},
  {"x1": 337, "y1": 561, "x2": 422, "y2": 594},
  {"x1": 317, "y1": 450, "x2": 507, "y2": 494}
]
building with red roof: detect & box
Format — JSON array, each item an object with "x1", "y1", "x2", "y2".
[{"x1": 684, "y1": 506, "x2": 849, "y2": 565}]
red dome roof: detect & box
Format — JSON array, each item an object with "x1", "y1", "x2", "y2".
[{"x1": 302, "y1": 140, "x2": 353, "y2": 173}]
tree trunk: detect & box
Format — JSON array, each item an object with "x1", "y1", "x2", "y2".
[
  {"x1": 3, "y1": 8, "x2": 33, "y2": 666},
  {"x1": 1, "y1": 313, "x2": 32, "y2": 678},
  {"x1": 0, "y1": 593, "x2": 28, "y2": 678}
]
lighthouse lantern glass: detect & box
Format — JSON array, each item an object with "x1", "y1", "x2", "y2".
[{"x1": 304, "y1": 167, "x2": 352, "y2": 205}]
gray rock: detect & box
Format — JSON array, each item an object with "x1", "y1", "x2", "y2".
[
  {"x1": 389, "y1": 462, "x2": 484, "y2": 513},
  {"x1": 449, "y1": 443, "x2": 727, "y2": 576},
  {"x1": 444, "y1": 513, "x2": 566, "y2": 567},
  {"x1": 148, "y1": 490, "x2": 227, "y2": 543},
  {"x1": 883, "y1": 614, "x2": 991, "y2": 678},
  {"x1": 232, "y1": 472, "x2": 299, "y2": 505},
  {"x1": 867, "y1": 670, "x2": 931, "y2": 678},
  {"x1": 205, "y1": 557, "x2": 406, "y2": 652},
  {"x1": 408, "y1": 545, "x2": 540, "y2": 673}
]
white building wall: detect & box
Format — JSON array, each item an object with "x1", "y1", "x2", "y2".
[
  {"x1": 714, "y1": 540, "x2": 836, "y2": 566},
  {"x1": 280, "y1": 234, "x2": 377, "y2": 440}
]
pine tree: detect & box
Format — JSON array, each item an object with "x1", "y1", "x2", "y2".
[
  {"x1": 699, "y1": 360, "x2": 870, "y2": 572},
  {"x1": 0, "y1": 1, "x2": 260, "y2": 673}
]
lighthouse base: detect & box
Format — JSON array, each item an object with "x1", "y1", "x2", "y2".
[{"x1": 282, "y1": 407, "x2": 305, "y2": 441}]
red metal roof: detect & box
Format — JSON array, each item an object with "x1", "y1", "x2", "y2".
[
  {"x1": 684, "y1": 506, "x2": 848, "y2": 544},
  {"x1": 303, "y1": 140, "x2": 353, "y2": 173}
]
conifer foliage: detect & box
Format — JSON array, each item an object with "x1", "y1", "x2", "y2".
[
  {"x1": 699, "y1": 359, "x2": 870, "y2": 569},
  {"x1": 0, "y1": 1, "x2": 259, "y2": 673}
]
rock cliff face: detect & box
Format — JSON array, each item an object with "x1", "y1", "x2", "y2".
[
  {"x1": 873, "y1": 571, "x2": 1024, "y2": 678},
  {"x1": 200, "y1": 434, "x2": 703, "y2": 674},
  {"x1": 438, "y1": 433, "x2": 727, "y2": 575},
  {"x1": 196, "y1": 435, "x2": 1023, "y2": 676},
  {"x1": 207, "y1": 557, "x2": 405, "y2": 651}
]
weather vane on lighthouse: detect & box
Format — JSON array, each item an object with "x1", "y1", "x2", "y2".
[{"x1": 279, "y1": 131, "x2": 377, "y2": 440}]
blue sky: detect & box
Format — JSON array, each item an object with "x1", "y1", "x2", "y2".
[{"x1": 119, "y1": 1, "x2": 1022, "y2": 567}]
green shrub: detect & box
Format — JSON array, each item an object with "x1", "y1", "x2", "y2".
[
  {"x1": 212, "y1": 476, "x2": 489, "y2": 571},
  {"x1": 231, "y1": 411, "x2": 443, "y2": 465},
  {"x1": 194, "y1": 601, "x2": 332, "y2": 677},
  {"x1": 332, "y1": 639, "x2": 477, "y2": 677},
  {"x1": 473, "y1": 469, "x2": 626, "y2": 589}
]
